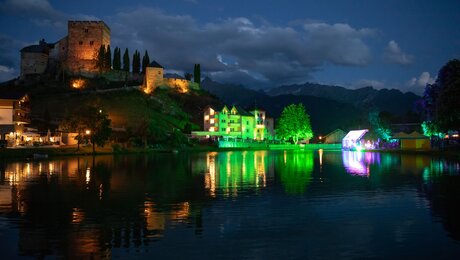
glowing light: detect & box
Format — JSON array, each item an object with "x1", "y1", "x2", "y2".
[
  {"x1": 209, "y1": 127, "x2": 215, "y2": 132},
  {"x1": 204, "y1": 115, "x2": 209, "y2": 120},
  {"x1": 210, "y1": 119, "x2": 215, "y2": 124},
  {"x1": 319, "y1": 136, "x2": 322, "y2": 140},
  {"x1": 85, "y1": 130, "x2": 91, "y2": 135},
  {"x1": 70, "y1": 79, "x2": 86, "y2": 89},
  {"x1": 342, "y1": 129, "x2": 368, "y2": 150},
  {"x1": 85, "y1": 168, "x2": 91, "y2": 184}
]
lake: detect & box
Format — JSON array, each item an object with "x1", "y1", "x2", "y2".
[{"x1": 1, "y1": 150, "x2": 460, "y2": 259}]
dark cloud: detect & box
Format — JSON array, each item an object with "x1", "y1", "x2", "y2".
[
  {"x1": 108, "y1": 8, "x2": 375, "y2": 87},
  {"x1": 0, "y1": 3, "x2": 376, "y2": 87}
]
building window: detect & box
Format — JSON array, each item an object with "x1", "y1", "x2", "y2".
[
  {"x1": 221, "y1": 128, "x2": 225, "y2": 132},
  {"x1": 84, "y1": 28, "x2": 88, "y2": 33},
  {"x1": 79, "y1": 41, "x2": 83, "y2": 45},
  {"x1": 89, "y1": 41, "x2": 94, "y2": 46},
  {"x1": 158, "y1": 71, "x2": 161, "y2": 75}
]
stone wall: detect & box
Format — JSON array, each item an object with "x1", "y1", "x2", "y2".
[
  {"x1": 20, "y1": 52, "x2": 48, "y2": 77},
  {"x1": 66, "y1": 21, "x2": 110, "y2": 74}
]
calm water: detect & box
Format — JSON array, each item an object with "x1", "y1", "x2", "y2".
[{"x1": 1, "y1": 150, "x2": 460, "y2": 259}]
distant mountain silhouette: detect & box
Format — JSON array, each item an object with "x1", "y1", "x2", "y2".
[
  {"x1": 201, "y1": 77, "x2": 366, "y2": 134},
  {"x1": 266, "y1": 82, "x2": 420, "y2": 115}
]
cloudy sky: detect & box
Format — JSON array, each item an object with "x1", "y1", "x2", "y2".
[{"x1": 1, "y1": 0, "x2": 459, "y2": 94}]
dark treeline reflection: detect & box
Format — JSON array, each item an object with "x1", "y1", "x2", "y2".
[{"x1": 0, "y1": 151, "x2": 459, "y2": 258}]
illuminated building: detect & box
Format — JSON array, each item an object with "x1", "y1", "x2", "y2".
[
  {"x1": 192, "y1": 105, "x2": 275, "y2": 140},
  {"x1": 0, "y1": 92, "x2": 30, "y2": 145},
  {"x1": 20, "y1": 21, "x2": 110, "y2": 78},
  {"x1": 342, "y1": 129, "x2": 369, "y2": 150},
  {"x1": 142, "y1": 61, "x2": 200, "y2": 94}
]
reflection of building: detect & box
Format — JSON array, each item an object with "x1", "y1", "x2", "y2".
[
  {"x1": 193, "y1": 105, "x2": 275, "y2": 140},
  {"x1": 342, "y1": 151, "x2": 380, "y2": 177},
  {"x1": 142, "y1": 61, "x2": 200, "y2": 94},
  {"x1": 204, "y1": 151, "x2": 269, "y2": 196},
  {"x1": 0, "y1": 92, "x2": 30, "y2": 145}
]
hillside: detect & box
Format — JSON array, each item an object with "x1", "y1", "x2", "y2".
[
  {"x1": 266, "y1": 82, "x2": 420, "y2": 115},
  {"x1": 1, "y1": 77, "x2": 221, "y2": 144},
  {"x1": 201, "y1": 78, "x2": 366, "y2": 134}
]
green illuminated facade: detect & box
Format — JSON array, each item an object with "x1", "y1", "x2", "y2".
[{"x1": 193, "y1": 105, "x2": 275, "y2": 140}]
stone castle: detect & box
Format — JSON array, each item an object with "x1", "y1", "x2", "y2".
[
  {"x1": 21, "y1": 21, "x2": 110, "y2": 78},
  {"x1": 20, "y1": 20, "x2": 198, "y2": 93}
]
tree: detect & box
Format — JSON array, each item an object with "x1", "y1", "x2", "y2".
[
  {"x1": 368, "y1": 111, "x2": 392, "y2": 141},
  {"x1": 422, "y1": 59, "x2": 460, "y2": 132},
  {"x1": 113, "y1": 47, "x2": 121, "y2": 70},
  {"x1": 96, "y1": 44, "x2": 106, "y2": 72},
  {"x1": 105, "y1": 44, "x2": 112, "y2": 70},
  {"x1": 132, "y1": 50, "x2": 141, "y2": 74},
  {"x1": 193, "y1": 63, "x2": 201, "y2": 85},
  {"x1": 184, "y1": 72, "x2": 192, "y2": 81},
  {"x1": 61, "y1": 105, "x2": 112, "y2": 153},
  {"x1": 276, "y1": 103, "x2": 313, "y2": 144},
  {"x1": 142, "y1": 50, "x2": 150, "y2": 74},
  {"x1": 435, "y1": 59, "x2": 460, "y2": 132},
  {"x1": 123, "y1": 48, "x2": 130, "y2": 72}
]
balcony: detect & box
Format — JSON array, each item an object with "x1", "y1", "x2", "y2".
[
  {"x1": 13, "y1": 114, "x2": 31, "y2": 124},
  {"x1": 13, "y1": 103, "x2": 31, "y2": 113}
]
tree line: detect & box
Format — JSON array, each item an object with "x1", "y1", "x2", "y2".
[
  {"x1": 95, "y1": 44, "x2": 201, "y2": 83},
  {"x1": 96, "y1": 45, "x2": 151, "y2": 74}
]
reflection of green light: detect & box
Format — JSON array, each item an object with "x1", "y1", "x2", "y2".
[{"x1": 277, "y1": 150, "x2": 314, "y2": 194}]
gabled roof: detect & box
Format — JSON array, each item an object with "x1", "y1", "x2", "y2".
[
  {"x1": 148, "y1": 60, "x2": 163, "y2": 68},
  {"x1": 343, "y1": 129, "x2": 369, "y2": 141},
  {"x1": 325, "y1": 128, "x2": 346, "y2": 138}
]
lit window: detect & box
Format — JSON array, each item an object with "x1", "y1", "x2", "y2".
[{"x1": 210, "y1": 119, "x2": 215, "y2": 124}]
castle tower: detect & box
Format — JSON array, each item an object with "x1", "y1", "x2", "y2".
[
  {"x1": 66, "y1": 21, "x2": 110, "y2": 75},
  {"x1": 143, "y1": 61, "x2": 164, "y2": 94}
]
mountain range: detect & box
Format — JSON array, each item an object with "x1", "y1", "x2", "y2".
[{"x1": 201, "y1": 78, "x2": 421, "y2": 134}]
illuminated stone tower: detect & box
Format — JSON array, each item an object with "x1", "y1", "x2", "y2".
[{"x1": 66, "y1": 21, "x2": 110, "y2": 74}]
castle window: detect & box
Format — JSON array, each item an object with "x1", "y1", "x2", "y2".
[
  {"x1": 79, "y1": 41, "x2": 83, "y2": 45},
  {"x1": 84, "y1": 28, "x2": 88, "y2": 33},
  {"x1": 158, "y1": 71, "x2": 161, "y2": 75},
  {"x1": 89, "y1": 41, "x2": 94, "y2": 46}
]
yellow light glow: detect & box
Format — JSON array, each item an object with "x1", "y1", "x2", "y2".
[
  {"x1": 453, "y1": 134, "x2": 459, "y2": 138},
  {"x1": 70, "y1": 79, "x2": 86, "y2": 89},
  {"x1": 210, "y1": 109, "x2": 215, "y2": 115},
  {"x1": 209, "y1": 127, "x2": 215, "y2": 132},
  {"x1": 210, "y1": 119, "x2": 215, "y2": 124},
  {"x1": 319, "y1": 136, "x2": 322, "y2": 140},
  {"x1": 85, "y1": 130, "x2": 91, "y2": 135},
  {"x1": 204, "y1": 115, "x2": 209, "y2": 120}
]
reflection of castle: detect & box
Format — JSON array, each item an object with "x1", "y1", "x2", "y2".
[{"x1": 20, "y1": 21, "x2": 110, "y2": 78}]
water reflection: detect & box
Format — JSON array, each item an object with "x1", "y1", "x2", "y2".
[
  {"x1": 0, "y1": 151, "x2": 459, "y2": 258},
  {"x1": 342, "y1": 151, "x2": 380, "y2": 177},
  {"x1": 203, "y1": 151, "x2": 271, "y2": 197}
]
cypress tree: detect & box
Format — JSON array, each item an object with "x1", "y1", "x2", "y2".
[
  {"x1": 113, "y1": 47, "x2": 121, "y2": 70},
  {"x1": 194, "y1": 63, "x2": 201, "y2": 84},
  {"x1": 123, "y1": 48, "x2": 130, "y2": 72},
  {"x1": 132, "y1": 50, "x2": 141, "y2": 74},
  {"x1": 105, "y1": 44, "x2": 112, "y2": 70},
  {"x1": 97, "y1": 44, "x2": 106, "y2": 72},
  {"x1": 142, "y1": 50, "x2": 150, "y2": 74}
]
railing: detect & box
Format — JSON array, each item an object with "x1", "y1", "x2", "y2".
[{"x1": 13, "y1": 115, "x2": 31, "y2": 124}]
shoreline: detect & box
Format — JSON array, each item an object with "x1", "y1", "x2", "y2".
[{"x1": 1, "y1": 144, "x2": 459, "y2": 160}]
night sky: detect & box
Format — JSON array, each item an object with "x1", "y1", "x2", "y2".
[{"x1": 1, "y1": 0, "x2": 459, "y2": 94}]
